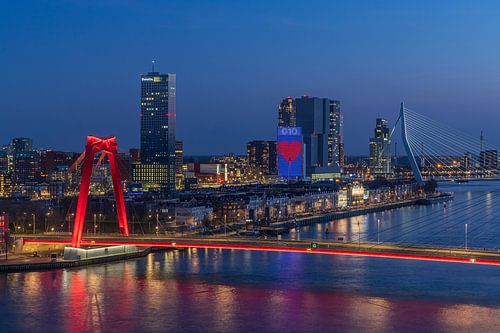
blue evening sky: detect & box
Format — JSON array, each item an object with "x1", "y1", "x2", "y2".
[{"x1": 1, "y1": 1, "x2": 499, "y2": 155}]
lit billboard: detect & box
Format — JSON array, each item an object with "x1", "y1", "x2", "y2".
[{"x1": 277, "y1": 127, "x2": 303, "y2": 179}]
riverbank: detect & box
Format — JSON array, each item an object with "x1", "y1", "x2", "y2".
[
  {"x1": 0, "y1": 247, "x2": 154, "y2": 273},
  {"x1": 270, "y1": 198, "x2": 421, "y2": 230}
]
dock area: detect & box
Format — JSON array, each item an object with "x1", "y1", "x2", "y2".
[{"x1": 0, "y1": 246, "x2": 152, "y2": 273}]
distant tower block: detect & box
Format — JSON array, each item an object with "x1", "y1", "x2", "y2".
[{"x1": 71, "y1": 136, "x2": 129, "y2": 248}]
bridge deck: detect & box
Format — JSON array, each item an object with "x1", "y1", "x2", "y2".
[{"x1": 21, "y1": 235, "x2": 500, "y2": 266}]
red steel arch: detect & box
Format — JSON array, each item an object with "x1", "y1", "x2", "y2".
[{"x1": 71, "y1": 136, "x2": 129, "y2": 248}]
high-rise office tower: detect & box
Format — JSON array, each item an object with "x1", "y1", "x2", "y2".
[
  {"x1": 13, "y1": 150, "x2": 40, "y2": 183},
  {"x1": 294, "y1": 96, "x2": 342, "y2": 178},
  {"x1": 132, "y1": 67, "x2": 176, "y2": 192},
  {"x1": 369, "y1": 118, "x2": 392, "y2": 176},
  {"x1": 247, "y1": 141, "x2": 278, "y2": 176},
  {"x1": 10, "y1": 138, "x2": 40, "y2": 184},
  {"x1": 328, "y1": 100, "x2": 343, "y2": 170},
  {"x1": 175, "y1": 140, "x2": 184, "y2": 190},
  {"x1": 278, "y1": 97, "x2": 296, "y2": 127}
]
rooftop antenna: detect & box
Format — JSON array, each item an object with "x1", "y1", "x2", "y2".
[{"x1": 152, "y1": 60, "x2": 156, "y2": 72}]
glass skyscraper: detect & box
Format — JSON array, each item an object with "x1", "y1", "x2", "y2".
[
  {"x1": 294, "y1": 96, "x2": 343, "y2": 178},
  {"x1": 369, "y1": 118, "x2": 392, "y2": 176},
  {"x1": 133, "y1": 69, "x2": 176, "y2": 192},
  {"x1": 278, "y1": 97, "x2": 296, "y2": 127},
  {"x1": 328, "y1": 100, "x2": 343, "y2": 170}
]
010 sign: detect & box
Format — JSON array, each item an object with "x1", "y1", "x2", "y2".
[{"x1": 279, "y1": 127, "x2": 301, "y2": 136}]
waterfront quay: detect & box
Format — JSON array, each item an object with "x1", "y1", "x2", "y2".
[
  {"x1": 0, "y1": 247, "x2": 152, "y2": 273},
  {"x1": 269, "y1": 198, "x2": 421, "y2": 230},
  {"x1": 1, "y1": 180, "x2": 421, "y2": 236}
]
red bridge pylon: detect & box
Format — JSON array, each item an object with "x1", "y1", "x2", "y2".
[{"x1": 71, "y1": 136, "x2": 129, "y2": 248}]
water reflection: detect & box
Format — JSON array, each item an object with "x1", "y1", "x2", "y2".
[
  {"x1": 285, "y1": 181, "x2": 500, "y2": 249},
  {"x1": 2, "y1": 182, "x2": 500, "y2": 332},
  {"x1": 3, "y1": 248, "x2": 500, "y2": 332}
]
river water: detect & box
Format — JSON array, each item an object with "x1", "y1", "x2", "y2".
[{"x1": 1, "y1": 181, "x2": 500, "y2": 332}]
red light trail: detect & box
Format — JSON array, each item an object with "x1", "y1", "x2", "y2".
[{"x1": 23, "y1": 239, "x2": 500, "y2": 267}]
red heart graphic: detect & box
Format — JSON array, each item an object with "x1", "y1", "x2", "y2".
[{"x1": 278, "y1": 141, "x2": 302, "y2": 163}]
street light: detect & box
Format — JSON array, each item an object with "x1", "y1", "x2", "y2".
[
  {"x1": 377, "y1": 218, "x2": 380, "y2": 244},
  {"x1": 465, "y1": 223, "x2": 468, "y2": 250},
  {"x1": 68, "y1": 213, "x2": 74, "y2": 234},
  {"x1": 357, "y1": 218, "x2": 361, "y2": 250},
  {"x1": 156, "y1": 213, "x2": 159, "y2": 236}
]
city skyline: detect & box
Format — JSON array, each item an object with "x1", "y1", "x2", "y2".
[
  {"x1": 1, "y1": 1, "x2": 499, "y2": 155},
  {"x1": 2, "y1": 3, "x2": 500, "y2": 332}
]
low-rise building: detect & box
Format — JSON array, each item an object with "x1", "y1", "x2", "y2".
[{"x1": 175, "y1": 204, "x2": 213, "y2": 227}]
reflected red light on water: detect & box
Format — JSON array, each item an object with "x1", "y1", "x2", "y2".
[{"x1": 23, "y1": 239, "x2": 500, "y2": 266}]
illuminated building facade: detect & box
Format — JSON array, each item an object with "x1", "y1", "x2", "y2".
[
  {"x1": 133, "y1": 69, "x2": 176, "y2": 192},
  {"x1": 13, "y1": 150, "x2": 40, "y2": 184},
  {"x1": 186, "y1": 163, "x2": 228, "y2": 188},
  {"x1": 213, "y1": 154, "x2": 249, "y2": 183},
  {"x1": 247, "y1": 141, "x2": 278, "y2": 176},
  {"x1": 328, "y1": 100, "x2": 343, "y2": 170},
  {"x1": 175, "y1": 140, "x2": 184, "y2": 190},
  {"x1": 0, "y1": 173, "x2": 12, "y2": 198},
  {"x1": 369, "y1": 118, "x2": 392, "y2": 176},
  {"x1": 278, "y1": 97, "x2": 296, "y2": 127},
  {"x1": 277, "y1": 127, "x2": 303, "y2": 179}
]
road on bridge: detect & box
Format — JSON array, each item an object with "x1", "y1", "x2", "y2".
[{"x1": 20, "y1": 234, "x2": 500, "y2": 267}]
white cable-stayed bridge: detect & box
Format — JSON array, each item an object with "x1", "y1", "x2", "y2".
[{"x1": 397, "y1": 102, "x2": 499, "y2": 184}]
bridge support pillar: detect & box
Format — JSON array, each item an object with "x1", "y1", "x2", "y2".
[
  {"x1": 71, "y1": 136, "x2": 129, "y2": 248},
  {"x1": 400, "y1": 102, "x2": 425, "y2": 185}
]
